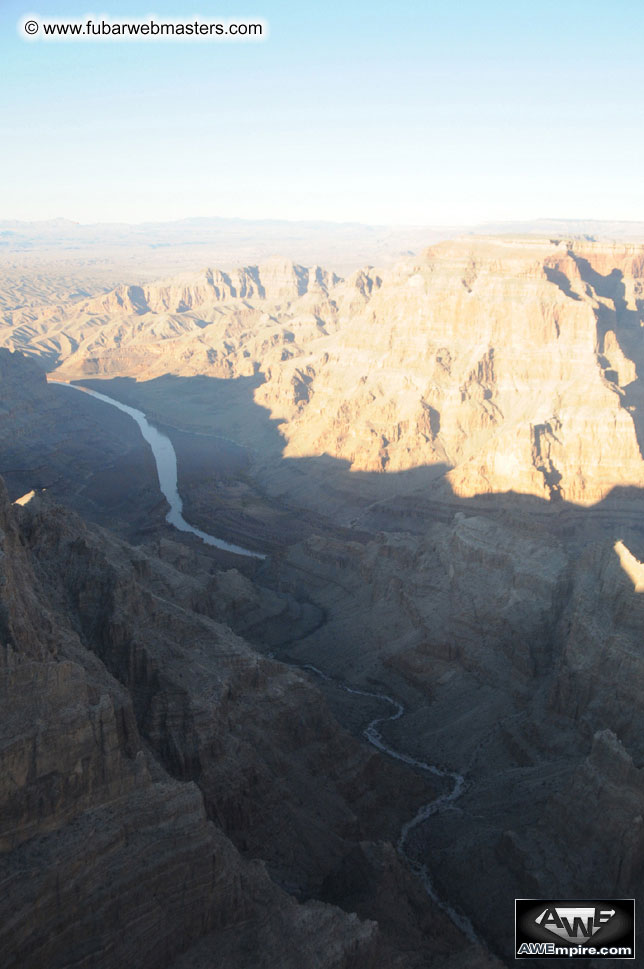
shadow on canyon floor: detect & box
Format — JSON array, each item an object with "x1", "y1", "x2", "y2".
[
  {"x1": 24, "y1": 367, "x2": 644, "y2": 969},
  {"x1": 69, "y1": 369, "x2": 644, "y2": 969},
  {"x1": 74, "y1": 370, "x2": 644, "y2": 565}
]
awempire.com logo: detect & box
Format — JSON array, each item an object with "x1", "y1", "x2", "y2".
[{"x1": 515, "y1": 899, "x2": 635, "y2": 958}]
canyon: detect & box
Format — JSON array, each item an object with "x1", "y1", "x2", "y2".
[{"x1": 2, "y1": 235, "x2": 644, "y2": 966}]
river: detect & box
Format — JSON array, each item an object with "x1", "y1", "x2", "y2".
[
  {"x1": 301, "y1": 663, "x2": 479, "y2": 944},
  {"x1": 51, "y1": 378, "x2": 478, "y2": 944},
  {"x1": 50, "y1": 381, "x2": 265, "y2": 559}
]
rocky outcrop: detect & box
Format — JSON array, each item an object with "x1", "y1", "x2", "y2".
[
  {"x1": 550, "y1": 536, "x2": 644, "y2": 751},
  {"x1": 6, "y1": 237, "x2": 644, "y2": 963},
  {"x1": 0, "y1": 478, "x2": 245, "y2": 969},
  {"x1": 272, "y1": 497, "x2": 644, "y2": 956},
  {"x1": 0, "y1": 475, "x2": 500, "y2": 968},
  {"x1": 5, "y1": 238, "x2": 644, "y2": 510},
  {"x1": 535, "y1": 729, "x2": 644, "y2": 894}
]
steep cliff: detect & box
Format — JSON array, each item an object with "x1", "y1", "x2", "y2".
[
  {"x1": 0, "y1": 476, "x2": 499, "y2": 968},
  {"x1": 4, "y1": 238, "x2": 644, "y2": 508},
  {"x1": 4, "y1": 238, "x2": 644, "y2": 963},
  {"x1": 271, "y1": 500, "x2": 644, "y2": 956}
]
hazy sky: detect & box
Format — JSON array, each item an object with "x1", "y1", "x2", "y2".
[{"x1": 2, "y1": 0, "x2": 643, "y2": 225}]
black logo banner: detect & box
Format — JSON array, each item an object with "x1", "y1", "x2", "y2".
[{"x1": 515, "y1": 899, "x2": 635, "y2": 959}]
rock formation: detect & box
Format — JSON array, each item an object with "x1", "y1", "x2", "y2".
[
  {"x1": 4, "y1": 238, "x2": 644, "y2": 511},
  {"x1": 4, "y1": 236, "x2": 644, "y2": 963},
  {"x1": 0, "y1": 458, "x2": 498, "y2": 967}
]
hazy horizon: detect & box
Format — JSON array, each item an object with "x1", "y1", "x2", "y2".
[{"x1": 7, "y1": 214, "x2": 644, "y2": 231}]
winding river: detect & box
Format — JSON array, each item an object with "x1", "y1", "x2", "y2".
[
  {"x1": 50, "y1": 381, "x2": 265, "y2": 559},
  {"x1": 302, "y1": 664, "x2": 478, "y2": 944},
  {"x1": 51, "y1": 379, "x2": 477, "y2": 942}
]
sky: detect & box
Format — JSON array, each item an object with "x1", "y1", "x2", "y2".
[{"x1": 1, "y1": 0, "x2": 644, "y2": 226}]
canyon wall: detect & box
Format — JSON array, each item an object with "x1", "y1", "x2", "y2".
[
  {"x1": 0, "y1": 461, "x2": 498, "y2": 968},
  {"x1": 4, "y1": 238, "x2": 644, "y2": 962},
  {"x1": 4, "y1": 238, "x2": 644, "y2": 509}
]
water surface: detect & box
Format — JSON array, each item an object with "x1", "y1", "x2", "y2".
[{"x1": 52, "y1": 381, "x2": 265, "y2": 559}]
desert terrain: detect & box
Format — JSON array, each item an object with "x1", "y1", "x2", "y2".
[{"x1": 3, "y1": 230, "x2": 644, "y2": 966}]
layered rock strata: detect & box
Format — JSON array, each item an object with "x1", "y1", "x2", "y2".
[
  {"x1": 4, "y1": 239, "x2": 644, "y2": 510},
  {"x1": 0, "y1": 476, "x2": 498, "y2": 968}
]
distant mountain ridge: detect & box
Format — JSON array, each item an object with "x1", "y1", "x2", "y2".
[{"x1": 3, "y1": 215, "x2": 644, "y2": 252}]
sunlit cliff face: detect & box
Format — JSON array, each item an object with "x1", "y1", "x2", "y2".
[
  {"x1": 5, "y1": 239, "x2": 644, "y2": 508},
  {"x1": 614, "y1": 540, "x2": 644, "y2": 592},
  {"x1": 4, "y1": 240, "x2": 644, "y2": 966},
  {"x1": 257, "y1": 240, "x2": 644, "y2": 507}
]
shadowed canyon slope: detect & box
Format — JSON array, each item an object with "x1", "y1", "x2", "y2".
[
  {"x1": 0, "y1": 468, "x2": 501, "y2": 969},
  {"x1": 4, "y1": 237, "x2": 644, "y2": 966},
  {"x1": 4, "y1": 237, "x2": 644, "y2": 509}
]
